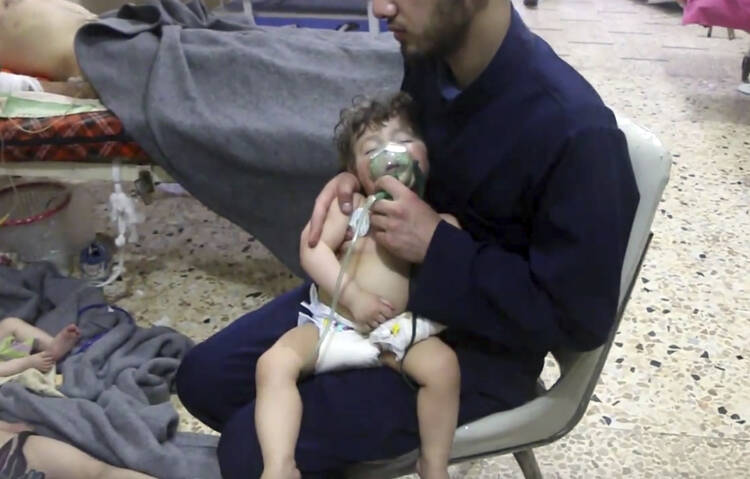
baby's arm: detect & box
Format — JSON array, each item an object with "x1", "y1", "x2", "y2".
[
  {"x1": 300, "y1": 196, "x2": 361, "y2": 309},
  {"x1": 0, "y1": 356, "x2": 35, "y2": 377},
  {"x1": 300, "y1": 194, "x2": 393, "y2": 328}
]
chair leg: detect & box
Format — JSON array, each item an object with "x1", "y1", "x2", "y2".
[{"x1": 513, "y1": 449, "x2": 543, "y2": 479}]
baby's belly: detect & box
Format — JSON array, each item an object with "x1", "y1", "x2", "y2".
[
  {"x1": 321, "y1": 239, "x2": 411, "y2": 318},
  {"x1": 349, "y1": 253, "x2": 410, "y2": 314}
]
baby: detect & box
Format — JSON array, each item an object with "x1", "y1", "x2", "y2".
[
  {"x1": 254, "y1": 92, "x2": 460, "y2": 479},
  {"x1": 0, "y1": 317, "x2": 81, "y2": 377}
]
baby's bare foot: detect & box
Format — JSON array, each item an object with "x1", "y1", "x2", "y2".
[
  {"x1": 27, "y1": 352, "x2": 54, "y2": 373},
  {"x1": 47, "y1": 324, "x2": 81, "y2": 361}
]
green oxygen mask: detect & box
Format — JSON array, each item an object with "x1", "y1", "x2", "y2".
[{"x1": 368, "y1": 142, "x2": 426, "y2": 200}]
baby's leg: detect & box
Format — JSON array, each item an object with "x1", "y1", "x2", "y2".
[
  {"x1": 0, "y1": 318, "x2": 80, "y2": 361},
  {"x1": 22, "y1": 434, "x2": 155, "y2": 479},
  {"x1": 255, "y1": 323, "x2": 320, "y2": 479},
  {"x1": 383, "y1": 337, "x2": 460, "y2": 479},
  {"x1": 0, "y1": 317, "x2": 53, "y2": 351}
]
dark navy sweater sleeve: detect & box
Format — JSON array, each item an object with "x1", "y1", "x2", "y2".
[{"x1": 409, "y1": 125, "x2": 638, "y2": 353}]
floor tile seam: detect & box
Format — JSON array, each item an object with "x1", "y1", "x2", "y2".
[{"x1": 578, "y1": 423, "x2": 750, "y2": 443}]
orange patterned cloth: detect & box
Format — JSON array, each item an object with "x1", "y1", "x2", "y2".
[{"x1": 0, "y1": 111, "x2": 150, "y2": 164}]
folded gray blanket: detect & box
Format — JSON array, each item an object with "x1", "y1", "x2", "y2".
[
  {"x1": 0, "y1": 263, "x2": 220, "y2": 479},
  {"x1": 75, "y1": 0, "x2": 403, "y2": 276}
]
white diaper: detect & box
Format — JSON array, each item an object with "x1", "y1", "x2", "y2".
[{"x1": 298, "y1": 284, "x2": 445, "y2": 373}]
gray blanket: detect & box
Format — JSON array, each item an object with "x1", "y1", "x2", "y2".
[
  {"x1": 75, "y1": 0, "x2": 403, "y2": 276},
  {"x1": 0, "y1": 263, "x2": 220, "y2": 479}
]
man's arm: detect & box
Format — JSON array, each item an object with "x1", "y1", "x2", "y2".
[{"x1": 408, "y1": 127, "x2": 640, "y2": 353}]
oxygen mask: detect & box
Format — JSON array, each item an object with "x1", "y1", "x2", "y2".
[{"x1": 368, "y1": 142, "x2": 425, "y2": 200}]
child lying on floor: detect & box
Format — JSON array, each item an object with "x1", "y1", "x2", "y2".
[
  {"x1": 0, "y1": 420, "x2": 155, "y2": 479},
  {"x1": 0, "y1": 317, "x2": 80, "y2": 377},
  {"x1": 254, "y1": 92, "x2": 461, "y2": 479}
]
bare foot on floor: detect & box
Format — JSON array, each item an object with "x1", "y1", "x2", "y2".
[
  {"x1": 27, "y1": 352, "x2": 54, "y2": 373},
  {"x1": 47, "y1": 324, "x2": 81, "y2": 361}
]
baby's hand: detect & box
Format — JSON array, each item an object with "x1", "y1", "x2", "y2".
[
  {"x1": 350, "y1": 292, "x2": 395, "y2": 331},
  {"x1": 27, "y1": 352, "x2": 54, "y2": 373}
]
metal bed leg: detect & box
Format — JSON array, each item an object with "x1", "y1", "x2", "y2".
[
  {"x1": 367, "y1": 0, "x2": 379, "y2": 34},
  {"x1": 242, "y1": 0, "x2": 253, "y2": 21},
  {"x1": 513, "y1": 449, "x2": 543, "y2": 479}
]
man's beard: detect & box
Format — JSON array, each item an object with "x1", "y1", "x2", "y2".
[{"x1": 401, "y1": 0, "x2": 473, "y2": 61}]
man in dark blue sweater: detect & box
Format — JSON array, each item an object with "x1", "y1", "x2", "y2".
[{"x1": 176, "y1": 1, "x2": 639, "y2": 477}]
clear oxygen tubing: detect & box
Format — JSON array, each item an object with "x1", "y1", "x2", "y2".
[{"x1": 311, "y1": 191, "x2": 388, "y2": 364}]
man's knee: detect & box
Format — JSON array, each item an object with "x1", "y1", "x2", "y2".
[{"x1": 176, "y1": 344, "x2": 212, "y2": 413}]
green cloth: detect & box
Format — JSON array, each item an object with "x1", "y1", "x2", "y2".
[
  {"x1": 0, "y1": 93, "x2": 106, "y2": 118},
  {"x1": 0, "y1": 335, "x2": 33, "y2": 361}
]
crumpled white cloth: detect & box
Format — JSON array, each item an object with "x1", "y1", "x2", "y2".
[{"x1": 0, "y1": 72, "x2": 42, "y2": 94}]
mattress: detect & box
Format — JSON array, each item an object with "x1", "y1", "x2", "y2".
[{"x1": 0, "y1": 111, "x2": 149, "y2": 164}]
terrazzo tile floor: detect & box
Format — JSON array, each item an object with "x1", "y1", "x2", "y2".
[{"x1": 77, "y1": 0, "x2": 748, "y2": 477}]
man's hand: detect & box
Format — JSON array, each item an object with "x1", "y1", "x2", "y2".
[
  {"x1": 370, "y1": 176, "x2": 442, "y2": 263},
  {"x1": 349, "y1": 291, "x2": 395, "y2": 331},
  {"x1": 308, "y1": 172, "x2": 360, "y2": 248}
]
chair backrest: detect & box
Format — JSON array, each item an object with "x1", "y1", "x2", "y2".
[
  {"x1": 346, "y1": 115, "x2": 671, "y2": 478},
  {"x1": 547, "y1": 114, "x2": 671, "y2": 411}
]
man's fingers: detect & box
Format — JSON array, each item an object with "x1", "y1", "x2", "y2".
[
  {"x1": 307, "y1": 173, "x2": 359, "y2": 247},
  {"x1": 369, "y1": 197, "x2": 398, "y2": 216},
  {"x1": 307, "y1": 199, "x2": 329, "y2": 246},
  {"x1": 337, "y1": 174, "x2": 359, "y2": 214},
  {"x1": 369, "y1": 213, "x2": 392, "y2": 232},
  {"x1": 374, "y1": 176, "x2": 409, "y2": 200},
  {"x1": 373, "y1": 230, "x2": 391, "y2": 249}
]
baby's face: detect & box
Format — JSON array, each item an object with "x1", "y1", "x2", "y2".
[{"x1": 351, "y1": 116, "x2": 428, "y2": 195}]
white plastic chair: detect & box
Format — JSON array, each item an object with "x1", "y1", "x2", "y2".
[{"x1": 345, "y1": 114, "x2": 672, "y2": 479}]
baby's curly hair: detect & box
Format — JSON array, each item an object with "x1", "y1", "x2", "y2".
[{"x1": 333, "y1": 91, "x2": 419, "y2": 171}]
